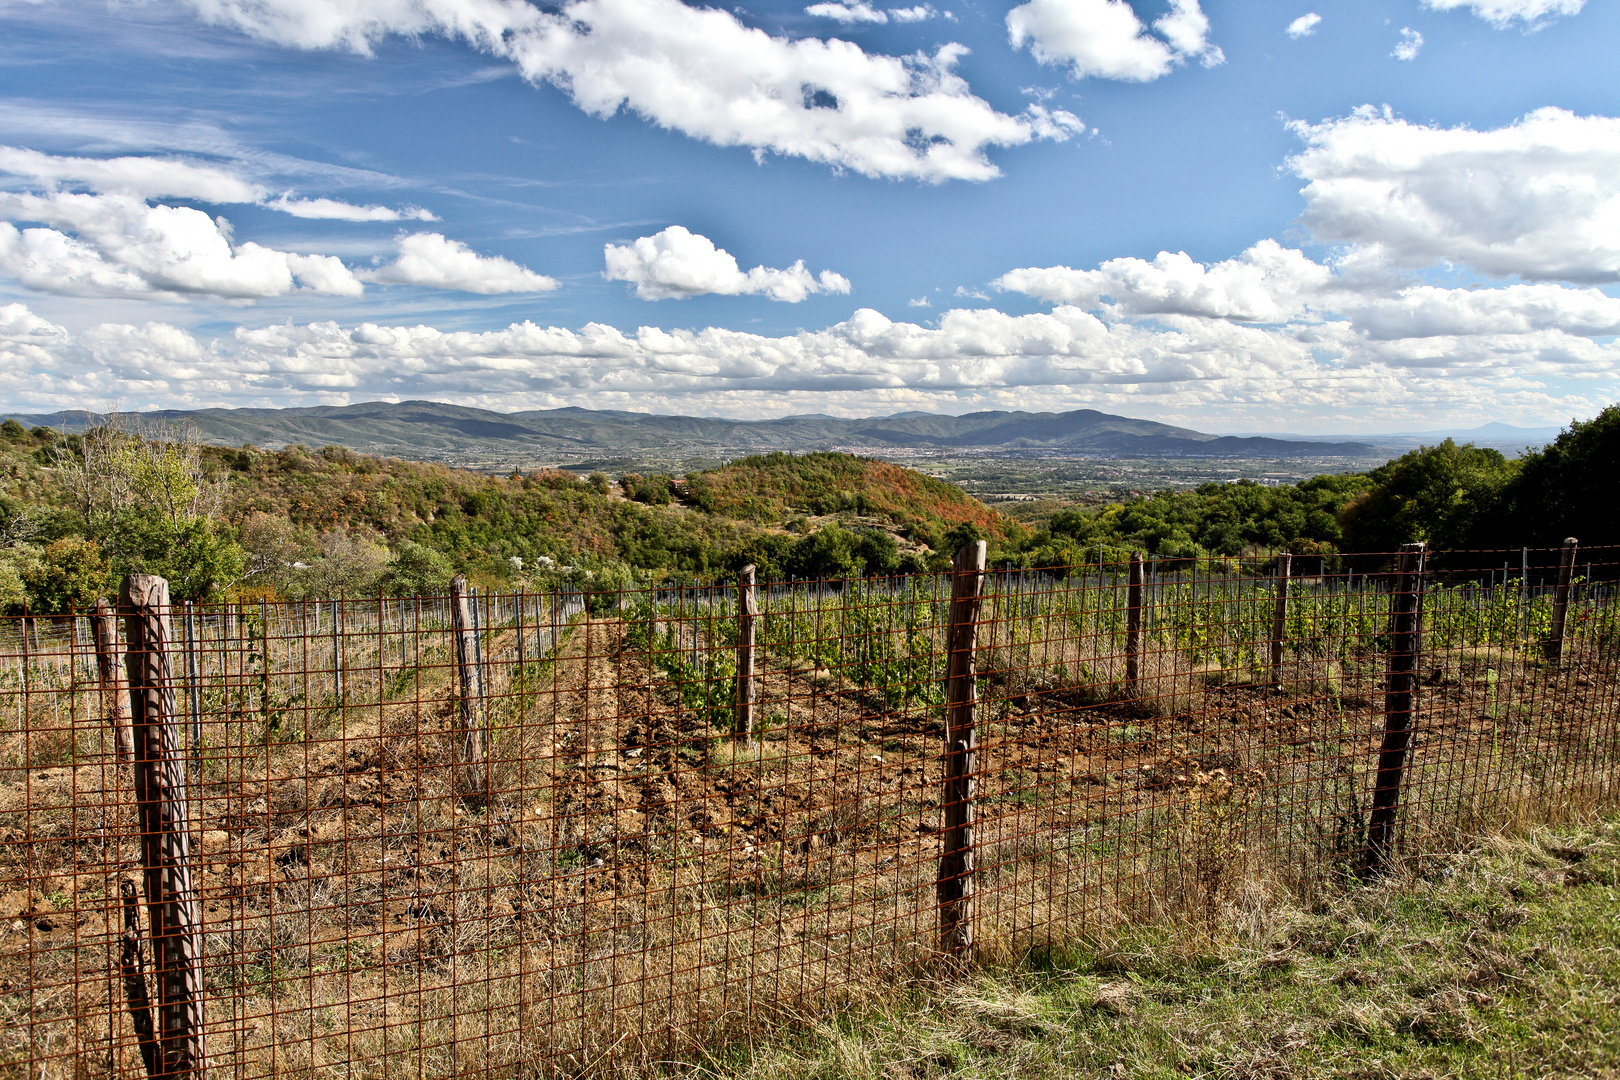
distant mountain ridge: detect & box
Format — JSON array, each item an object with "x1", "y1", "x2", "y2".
[{"x1": 0, "y1": 401, "x2": 1378, "y2": 460}]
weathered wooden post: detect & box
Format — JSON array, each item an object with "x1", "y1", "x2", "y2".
[
  {"x1": 1547, "y1": 537, "x2": 1579, "y2": 663},
  {"x1": 735, "y1": 564, "x2": 758, "y2": 747},
  {"x1": 91, "y1": 599, "x2": 134, "y2": 763},
  {"x1": 1363, "y1": 543, "x2": 1427, "y2": 877},
  {"x1": 1124, "y1": 552, "x2": 1145, "y2": 695},
  {"x1": 119, "y1": 877, "x2": 160, "y2": 1078},
  {"x1": 450, "y1": 575, "x2": 487, "y2": 800},
  {"x1": 1270, "y1": 552, "x2": 1292, "y2": 689},
  {"x1": 122, "y1": 573, "x2": 206, "y2": 1078},
  {"x1": 938, "y1": 540, "x2": 987, "y2": 957}
]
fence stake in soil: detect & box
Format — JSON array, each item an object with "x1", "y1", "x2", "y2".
[
  {"x1": 119, "y1": 877, "x2": 160, "y2": 1079},
  {"x1": 121, "y1": 573, "x2": 206, "y2": 1078},
  {"x1": 735, "y1": 564, "x2": 758, "y2": 747},
  {"x1": 938, "y1": 540, "x2": 987, "y2": 957},
  {"x1": 1547, "y1": 537, "x2": 1579, "y2": 663},
  {"x1": 451, "y1": 575, "x2": 488, "y2": 801},
  {"x1": 1125, "y1": 552, "x2": 1145, "y2": 695},
  {"x1": 1270, "y1": 552, "x2": 1292, "y2": 689},
  {"x1": 91, "y1": 598, "x2": 134, "y2": 763},
  {"x1": 1363, "y1": 543, "x2": 1427, "y2": 878}
]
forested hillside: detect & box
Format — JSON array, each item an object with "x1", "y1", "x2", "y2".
[{"x1": 0, "y1": 405, "x2": 1608, "y2": 612}]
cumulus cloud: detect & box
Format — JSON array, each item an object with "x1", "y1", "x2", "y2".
[
  {"x1": 1286, "y1": 13, "x2": 1321, "y2": 38},
  {"x1": 0, "y1": 192, "x2": 364, "y2": 299},
  {"x1": 1287, "y1": 106, "x2": 1620, "y2": 283},
  {"x1": 1007, "y1": 0, "x2": 1222, "y2": 82},
  {"x1": 603, "y1": 226, "x2": 850, "y2": 301},
  {"x1": 182, "y1": 0, "x2": 1081, "y2": 182},
  {"x1": 0, "y1": 277, "x2": 1612, "y2": 425},
  {"x1": 1422, "y1": 0, "x2": 1585, "y2": 29},
  {"x1": 1391, "y1": 27, "x2": 1423, "y2": 60},
  {"x1": 995, "y1": 240, "x2": 1338, "y2": 323},
  {"x1": 805, "y1": 2, "x2": 887, "y2": 23},
  {"x1": 365, "y1": 232, "x2": 557, "y2": 294}
]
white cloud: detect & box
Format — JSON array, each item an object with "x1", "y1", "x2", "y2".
[
  {"x1": 1286, "y1": 13, "x2": 1321, "y2": 38},
  {"x1": 183, "y1": 0, "x2": 1081, "y2": 182},
  {"x1": 995, "y1": 241, "x2": 1337, "y2": 323},
  {"x1": 0, "y1": 145, "x2": 266, "y2": 203},
  {"x1": 908, "y1": 296, "x2": 931, "y2": 307},
  {"x1": 1422, "y1": 0, "x2": 1585, "y2": 29},
  {"x1": 1007, "y1": 0, "x2": 1222, "y2": 82},
  {"x1": 0, "y1": 145, "x2": 436, "y2": 221},
  {"x1": 888, "y1": 5, "x2": 937, "y2": 23},
  {"x1": 603, "y1": 226, "x2": 850, "y2": 301},
  {"x1": 0, "y1": 192, "x2": 364, "y2": 299},
  {"x1": 1391, "y1": 27, "x2": 1423, "y2": 61},
  {"x1": 1287, "y1": 106, "x2": 1620, "y2": 283},
  {"x1": 365, "y1": 232, "x2": 557, "y2": 294},
  {"x1": 264, "y1": 195, "x2": 438, "y2": 221},
  {"x1": 805, "y1": 2, "x2": 887, "y2": 23}
]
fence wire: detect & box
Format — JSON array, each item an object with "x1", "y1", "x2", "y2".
[{"x1": 3, "y1": 546, "x2": 1619, "y2": 1078}]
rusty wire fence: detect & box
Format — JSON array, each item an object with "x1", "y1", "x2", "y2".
[{"x1": 4, "y1": 542, "x2": 1619, "y2": 1078}]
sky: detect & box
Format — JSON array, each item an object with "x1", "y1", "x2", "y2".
[{"x1": 0, "y1": 0, "x2": 1617, "y2": 432}]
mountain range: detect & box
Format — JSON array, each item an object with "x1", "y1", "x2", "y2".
[{"x1": 0, "y1": 401, "x2": 1384, "y2": 461}]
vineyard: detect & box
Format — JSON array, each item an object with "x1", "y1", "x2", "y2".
[{"x1": 2, "y1": 543, "x2": 1617, "y2": 1078}]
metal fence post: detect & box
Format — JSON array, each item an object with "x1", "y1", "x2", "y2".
[
  {"x1": 735, "y1": 565, "x2": 758, "y2": 746},
  {"x1": 938, "y1": 540, "x2": 987, "y2": 957},
  {"x1": 1270, "y1": 552, "x2": 1292, "y2": 689},
  {"x1": 91, "y1": 598, "x2": 134, "y2": 764},
  {"x1": 450, "y1": 575, "x2": 487, "y2": 801},
  {"x1": 1363, "y1": 543, "x2": 1427, "y2": 877},
  {"x1": 1125, "y1": 551, "x2": 1144, "y2": 694},
  {"x1": 1547, "y1": 537, "x2": 1579, "y2": 663},
  {"x1": 121, "y1": 573, "x2": 206, "y2": 1078}
]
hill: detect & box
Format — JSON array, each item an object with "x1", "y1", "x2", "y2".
[{"x1": 2, "y1": 401, "x2": 1376, "y2": 461}]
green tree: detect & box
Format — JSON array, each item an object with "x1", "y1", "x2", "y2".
[
  {"x1": 382, "y1": 540, "x2": 456, "y2": 595},
  {"x1": 117, "y1": 517, "x2": 245, "y2": 601},
  {"x1": 1338, "y1": 440, "x2": 1515, "y2": 553},
  {"x1": 22, "y1": 537, "x2": 111, "y2": 613},
  {"x1": 1502, "y1": 406, "x2": 1620, "y2": 545}
]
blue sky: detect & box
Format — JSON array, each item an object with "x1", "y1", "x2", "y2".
[{"x1": 0, "y1": 0, "x2": 1617, "y2": 431}]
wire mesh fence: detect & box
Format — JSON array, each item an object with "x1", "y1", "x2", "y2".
[{"x1": 4, "y1": 543, "x2": 1618, "y2": 1078}]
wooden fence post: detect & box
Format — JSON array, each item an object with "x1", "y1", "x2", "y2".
[
  {"x1": 450, "y1": 575, "x2": 487, "y2": 801},
  {"x1": 1547, "y1": 537, "x2": 1579, "y2": 663},
  {"x1": 1363, "y1": 543, "x2": 1427, "y2": 878},
  {"x1": 938, "y1": 540, "x2": 987, "y2": 957},
  {"x1": 91, "y1": 599, "x2": 134, "y2": 764},
  {"x1": 735, "y1": 564, "x2": 758, "y2": 747},
  {"x1": 1124, "y1": 552, "x2": 1144, "y2": 695},
  {"x1": 121, "y1": 573, "x2": 206, "y2": 1078},
  {"x1": 1270, "y1": 552, "x2": 1292, "y2": 689},
  {"x1": 119, "y1": 878, "x2": 160, "y2": 1079}
]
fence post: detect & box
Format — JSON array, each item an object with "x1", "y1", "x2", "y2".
[
  {"x1": 121, "y1": 573, "x2": 206, "y2": 1078},
  {"x1": 1363, "y1": 543, "x2": 1427, "y2": 878},
  {"x1": 1270, "y1": 552, "x2": 1292, "y2": 689},
  {"x1": 1124, "y1": 551, "x2": 1144, "y2": 694},
  {"x1": 938, "y1": 540, "x2": 987, "y2": 957},
  {"x1": 119, "y1": 878, "x2": 160, "y2": 1079},
  {"x1": 735, "y1": 564, "x2": 758, "y2": 747},
  {"x1": 1547, "y1": 537, "x2": 1579, "y2": 663},
  {"x1": 450, "y1": 575, "x2": 487, "y2": 800},
  {"x1": 91, "y1": 598, "x2": 134, "y2": 763}
]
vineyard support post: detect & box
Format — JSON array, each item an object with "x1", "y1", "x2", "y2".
[
  {"x1": 1363, "y1": 543, "x2": 1427, "y2": 877},
  {"x1": 121, "y1": 573, "x2": 206, "y2": 1078},
  {"x1": 450, "y1": 575, "x2": 488, "y2": 801},
  {"x1": 1125, "y1": 552, "x2": 1144, "y2": 694},
  {"x1": 938, "y1": 540, "x2": 987, "y2": 957},
  {"x1": 735, "y1": 564, "x2": 757, "y2": 747},
  {"x1": 1270, "y1": 552, "x2": 1292, "y2": 689},
  {"x1": 90, "y1": 598, "x2": 134, "y2": 763},
  {"x1": 1547, "y1": 537, "x2": 1579, "y2": 663}
]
